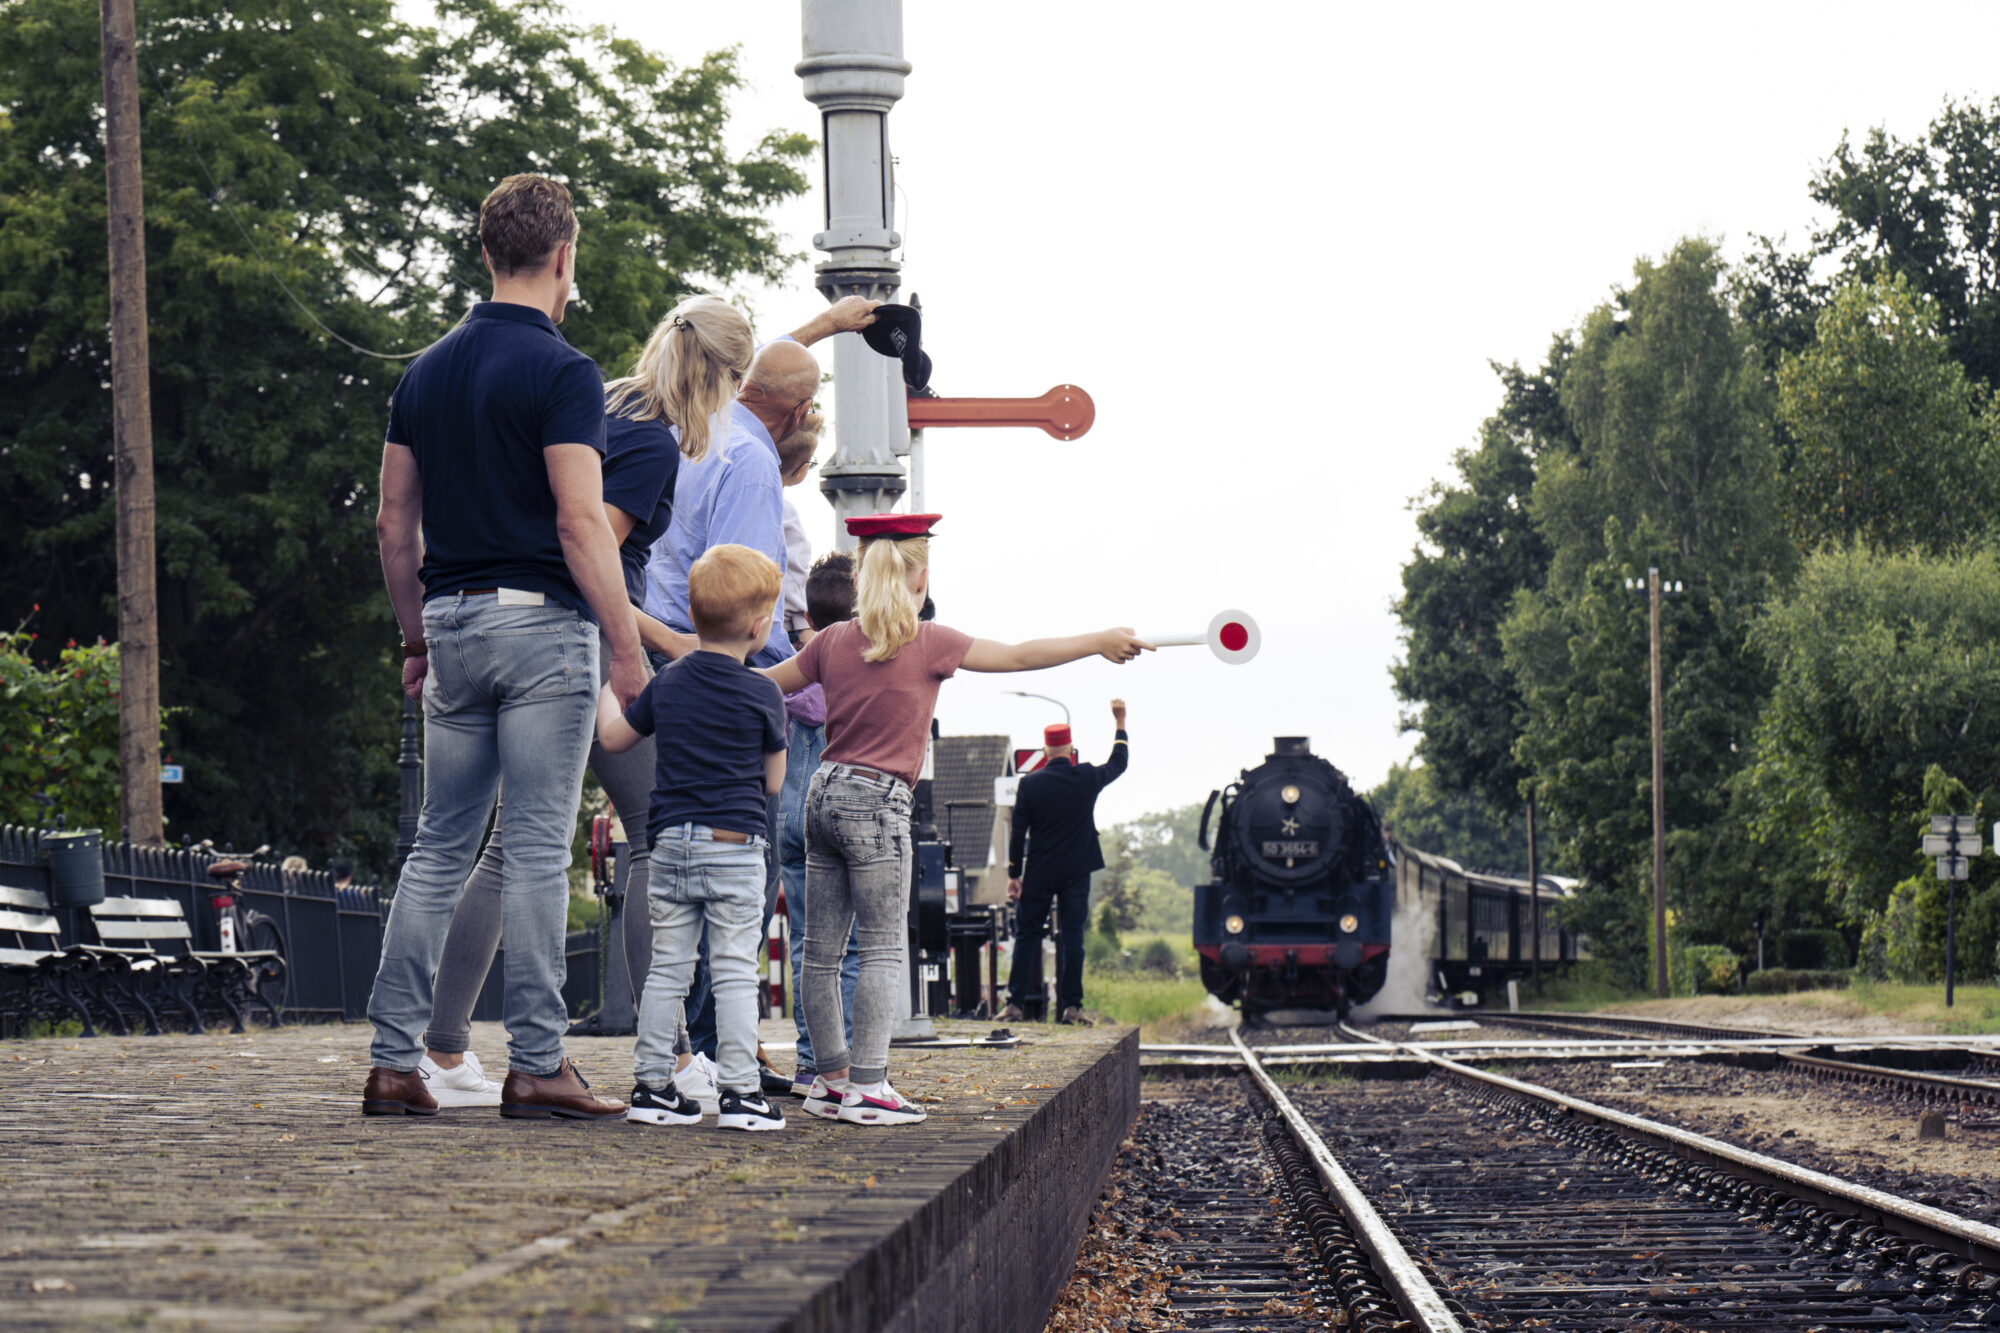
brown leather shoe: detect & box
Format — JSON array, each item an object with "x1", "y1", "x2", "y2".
[
  {"x1": 998, "y1": 1003, "x2": 1027, "y2": 1023},
  {"x1": 500, "y1": 1059, "x2": 627, "y2": 1120},
  {"x1": 362, "y1": 1066, "x2": 439, "y2": 1117},
  {"x1": 1058, "y1": 1006, "x2": 1095, "y2": 1027}
]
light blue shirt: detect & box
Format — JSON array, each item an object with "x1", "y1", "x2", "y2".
[{"x1": 643, "y1": 399, "x2": 795, "y2": 668}]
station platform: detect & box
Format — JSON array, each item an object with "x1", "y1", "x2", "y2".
[{"x1": 1, "y1": 1018, "x2": 1137, "y2": 1331}]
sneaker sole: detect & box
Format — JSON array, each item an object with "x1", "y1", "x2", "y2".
[
  {"x1": 361, "y1": 1099, "x2": 438, "y2": 1117},
  {"x1": 836, "y1": 1105, "x2": 926, "y2": 1126},
  {"x1": 499, "y1": 1103, "x2": 627, "y2": 1120},
  {"x1": 626, "y1": 1106, "x2": 704, "y2": 1126},
  {"x1": 428, "y1": 1088, "x2": 502, "y2": 1109},
  {"x1": 718, "y1": 1114, "x2": 787, "y2": 1131},
  {"x1": 801, "y1": 1098, "x2": 844, "y2": 1121}
]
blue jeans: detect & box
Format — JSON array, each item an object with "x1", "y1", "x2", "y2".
[
  {"x1": 803, "y1": 764, "x2": 913, "y2": 1085},
  {"x1": 633, "y1": 825, "x2": 769, "y2": 1095},
  {"x1": 369, "y1": 595, "x2": 597, "y2": 1076},
  {"x1": 778, "y1": 719, "x2": 855, "y2": 1072},
  {"x1": 1010, "y1": 874, "x2": 1091, "y2": 1014}
]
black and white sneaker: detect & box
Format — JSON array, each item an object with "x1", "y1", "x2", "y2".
[
  {"x1": 717, "y1": 1089, "x2": 787, "y2": 1132},
  {"x1": 626, "y1": 1081, "x2": 703, "y2": 1126}
]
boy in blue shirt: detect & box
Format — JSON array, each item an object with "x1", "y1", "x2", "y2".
[{"x1": 597, "y1": 544, "x2": 789, "y2": 1131}]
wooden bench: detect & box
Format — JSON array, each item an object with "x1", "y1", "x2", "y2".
[
  {"x1": 71, "y1": 897, "x2": 215, "y2": 1035},
  {"x1": 0, "y1": 886, "x2": 96, "y2": 1036},
  {"x1": 84, "y1": 896, "x2": 284, "y2": 1034}
]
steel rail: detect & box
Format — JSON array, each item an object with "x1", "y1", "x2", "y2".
[
  {"x1": 1780, "y1": 1051, "x2": 2000, "y2": 1106},
  {"x1": 1226, "y1": 1027, "x2": 1464, "y2": 1333},
  {"x1": 1446, "y1": 1009, "x2": 1799, "y2": 1042},
  {"x1": 1338, "y1": 1023, "x2": 2000, "y2": 1272}
]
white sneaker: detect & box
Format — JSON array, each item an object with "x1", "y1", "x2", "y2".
[
  {"x1": 676, "y1": 1053, "x2": 721, "y2": 1114},
  {"x1": 836, "y1": 1081, "x2": 927, "y2": 1126},
  {"x1": 418, "y1": 1051, "x2": 502, "y2": 1108}
]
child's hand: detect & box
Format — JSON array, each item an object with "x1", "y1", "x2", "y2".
[{"x1": 1097, "y1": 629, "x2": 1153, "y2": 664}]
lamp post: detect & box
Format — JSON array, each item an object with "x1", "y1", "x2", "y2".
[
  {"x1": 1006, "y1": 690, "x2": 1071, "y2": 726},
  {"x1": 393, "y1": 695, "x2": 421, "y2": 889},
  {"x1": 800, "y1": 0, "x2": 911, "y2": 545},
  {"x1": 1625, "y1": 568, "x2": 1682, "y2": 997}
]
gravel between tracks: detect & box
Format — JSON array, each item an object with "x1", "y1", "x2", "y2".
[
  {"x1": 1501, "y1": 1058, "x2": 2000, "y2": 1229},
  {"x1": 1044, "y1": 1083, "x2": 1332, "y2": 1333}
]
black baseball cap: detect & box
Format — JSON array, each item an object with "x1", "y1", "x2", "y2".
[{"x1": 861, "y1": 303, "x2": 933, "y2": 392}]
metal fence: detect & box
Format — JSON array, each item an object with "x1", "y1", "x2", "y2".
[
  {"x1": 0, "y1": 823, "x2": 603, "y2": 1032},
  {"x1": 0, "y1": 823, "x2": 388, "y2": 1021}
]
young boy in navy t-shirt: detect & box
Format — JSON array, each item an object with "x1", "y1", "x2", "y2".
[{"x1": 596, "y1": 543, "x2": 789, "y2": 1131}]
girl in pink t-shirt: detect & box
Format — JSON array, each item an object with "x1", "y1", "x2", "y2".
[{"x1": 764, "y1": 515, "x2": 1148, "y2": 1125}]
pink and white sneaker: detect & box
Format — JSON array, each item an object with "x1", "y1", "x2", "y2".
[
  {"x1": 836, "y1": 1082, "x2": 927, "y2": 1126},
  {"x1": 801, "y1": 1075, "x2": 846, "y2": 1122}
]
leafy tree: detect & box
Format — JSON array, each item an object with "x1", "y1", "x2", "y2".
[
  {"x1": 1812, "y1": 99, "x2": 2000, "y2": 388},
  {"x1": 0, "y1": 0, "x2": 809, "y2": 870},
  {"x1": 1092, "y1": 803, "x2": 1208, "y2": 937},
  {"x1": 1367, "y1": 761, "x2": 1521, "y2": 873},
  {"x1": 1775, "y1": 272, "x2": 2000, "y2": 556},
  {"x1": 1503, "y1": 241, "x2": 1784, "y2": 979},
  {"x1": 1392, "y1": 344, "x2": 1566, "y2": 813},
  {"x1": 0, "y1": 622, "x2": 124, "y2": 834},
  {"x1": 1746, "y1": 546, "x2": 2000, "y2": 923}
]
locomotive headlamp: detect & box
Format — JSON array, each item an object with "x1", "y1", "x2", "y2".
[
  {"x1": 1280, "y1": 784, "x2": 1301, "y2": 805},
  {"x1": 1224, "y1": 914, "x2": 1246, "y2": 935},
  {"x1": 1339, "y1": 913, "x2": 1359, "y2": 935}
]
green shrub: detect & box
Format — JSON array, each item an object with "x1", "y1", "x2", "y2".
[
  {"x1": 1680, "y1": 944, "x2": 1740, "y2": 995},
  {"x1": 1083, "y1": 928, "x2": 1123, "y2": 969},
  {"x1": 1139, "y1": 938, "x2": 1179, "y2": 977},
  {"x1": 1744, "y1": 967, "x2": 1852, "y2": 995},
  {"x1": 1778, "y1": 927, "x2": 1851, "y2": 970},
  {"x1": 0, "y1": 626, "x2": 125, "y2": 835}
]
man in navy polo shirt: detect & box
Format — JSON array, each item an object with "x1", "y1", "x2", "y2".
[{"x1": 362, "y1": 173, "x2": 643, "y2": 1121}]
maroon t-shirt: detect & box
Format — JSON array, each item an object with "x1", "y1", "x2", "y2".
[{"x1": 793, "y1": 620, "x2": 975, "y2": 788}]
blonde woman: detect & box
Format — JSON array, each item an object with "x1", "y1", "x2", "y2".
[{"x1": 763, "y1": 513, "x2": 1151, "y2": 1125}]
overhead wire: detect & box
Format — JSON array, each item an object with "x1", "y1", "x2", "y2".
[{"x1": 137, "y1": 38, "x2": 434, "y2": 362}]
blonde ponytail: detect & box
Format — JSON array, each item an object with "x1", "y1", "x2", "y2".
[
  {"x1": 603, "y1": 294, "x2": 752, "y2": 464},
  {"x1": 856, "y1": 536, "x2": 926, "y2": 662}
]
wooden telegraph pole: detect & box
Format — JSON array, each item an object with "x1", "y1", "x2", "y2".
[
  {"x1": 100, "y1": 0, "x2": 164, "y2": 843},
  {"x1": 1648, "y1": 568, "x2": 1668, "y2": 997}
]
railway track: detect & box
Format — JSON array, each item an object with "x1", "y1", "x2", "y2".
[{"x1": 1192, "y1": 1026, "x2": 2000, "y2": 1328}]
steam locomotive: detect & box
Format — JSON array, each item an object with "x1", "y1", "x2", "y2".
[
  {"x1": 1192, "y1": 737, "x2": 1588, "y2": 1019},
  {"x1": 1192, "y1": 737, "x2": 1394, "y2": 1020}
]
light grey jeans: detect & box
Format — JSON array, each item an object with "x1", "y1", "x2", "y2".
[
  {"x1": 801, "y1": 764, "x2": 913, "y2": 1085},
  {"x1": 423, "y1": 650, "x2": 657, "y2": 1054},
  {"x1": 368, "y1": 594, "x2": 596, "y2": 1076},
  {"x1": 632, "y1": 825, "x2": 769, "y2": 1095}
]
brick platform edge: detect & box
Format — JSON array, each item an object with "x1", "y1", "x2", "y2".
[{"x1": 781, "y1": 1028, "x2": 1139, "y2": 1333}]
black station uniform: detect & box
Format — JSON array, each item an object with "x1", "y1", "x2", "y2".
[{"x1": 1006, "y1": 731, "x2": 1129, "y2": 1014}]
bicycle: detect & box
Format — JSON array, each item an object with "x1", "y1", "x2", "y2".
[{"x1": 194, "y1": 840, "x2": 289, "y2": 1028}]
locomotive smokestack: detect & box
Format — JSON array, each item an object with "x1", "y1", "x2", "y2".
[{"x1": 1274, "y1": 737, "x2": 1311, "y2": 757}]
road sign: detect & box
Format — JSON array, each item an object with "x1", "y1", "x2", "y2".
[
  {"x1": 1939, "y1": 856, "x2": 1972, "y2": 881},
  {"x1": 1924, "y1": 833, "x2": 1982, "y2": 857},
  {"x1": 993, "y1": 775, "x2": 1019, "y2": 808},
  {"x1": 1013, "y1": 748, "x2": 1049, "y2": 775},
  {"x1": 1931, "y1": 815, "x2": 1978, "y2": 836},
  {"x1": 159, "y1": 764, "x2": 184, "y2": 783}
]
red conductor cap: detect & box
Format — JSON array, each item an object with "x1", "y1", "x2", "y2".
[
  {"x1": 1043, "y1": 724, "x2": 1072, "y2": 748},
  {"x1": 845, "y1": 512, "x2": 942, "y2": 540}
]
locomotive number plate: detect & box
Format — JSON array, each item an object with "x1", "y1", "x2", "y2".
[{"x1": 1261, "y1": 839, "x2": 1320, "y2": 858}]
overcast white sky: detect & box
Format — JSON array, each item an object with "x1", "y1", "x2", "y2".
[{"x1": 564, "y1": 0, "x2": 2000, "y2": 826}]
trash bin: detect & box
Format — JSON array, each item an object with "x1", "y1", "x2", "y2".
[{"x1": 45, "y1": 829, "x2": 105, "y2": 908}]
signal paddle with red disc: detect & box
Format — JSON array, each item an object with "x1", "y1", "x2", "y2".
[{"x1": 1141, "y1": 609, "x2": 1260, "y2": 665}]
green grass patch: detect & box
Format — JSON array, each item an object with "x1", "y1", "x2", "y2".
[{"x1": 1843, "y1": 980, "x2": 2000, "y2": 1034}]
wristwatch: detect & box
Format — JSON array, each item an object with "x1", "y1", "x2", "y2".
[{"x1": 400, "y1": 640, "x2": 428, "y2": 658}]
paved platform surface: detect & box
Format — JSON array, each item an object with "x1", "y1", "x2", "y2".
[{"x1": 1, "y1": 1018, "x2": 1135, "y2": 1331}]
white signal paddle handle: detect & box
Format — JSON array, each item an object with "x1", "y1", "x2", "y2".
[{"x1": 1142, "y1": 633, "x2": 1205, "y2": 647}]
